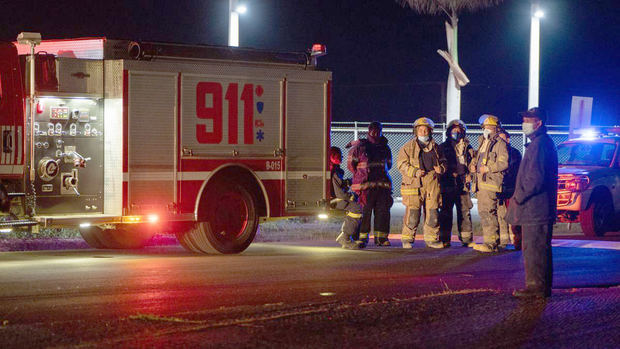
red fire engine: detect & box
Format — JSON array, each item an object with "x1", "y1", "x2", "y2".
[{"x1": 0, "y1": 32, "x2": 331, "y2": 254}]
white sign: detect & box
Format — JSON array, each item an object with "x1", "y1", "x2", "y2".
[{"x1": 569, "y1": 96, "x2": 593, "y2": 139}]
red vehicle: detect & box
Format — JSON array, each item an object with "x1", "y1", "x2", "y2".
[
  {"x1": 0, "y1": 33, "x2": 331, "y2": 253},
  {"x1": 556, "y1": 131, "x2": 620, "y2": 236}
]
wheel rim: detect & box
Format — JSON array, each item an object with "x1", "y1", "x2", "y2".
[{"x1": 211, "y1": 190, "x2": 250, "y2": 243}]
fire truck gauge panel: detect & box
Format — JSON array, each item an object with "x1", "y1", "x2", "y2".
[{"x1": 28, "y1": 96, "x2": 104, "y2": 213}]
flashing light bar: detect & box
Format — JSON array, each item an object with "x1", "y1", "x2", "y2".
[
  {"x1": 311, "y1": 44, "x2": 327, "y2": 57},
  {"x1": 318, "y1": 213, "x2": 329, "y2": 220}
]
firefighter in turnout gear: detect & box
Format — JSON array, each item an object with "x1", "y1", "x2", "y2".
[
  {"x1": 471, "y1": 114, "x2": 509, "y2": 253},
  {"x1": 347, "y1": 122, "x2": 393, "y2": 247},
  {"x1": 438, "y1": 120, "x2": 476, "y2": 247},
  {"x1": 497, "y1": 129, "x2": 522, "y2": 249},
  {"x1": 329, "y1": 147, "x2": 363, "y2": 250},
  {"x1": 397, "y1": 117, "x2": 447, "y2": 249}
]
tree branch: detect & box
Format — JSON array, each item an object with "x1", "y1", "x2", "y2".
[{"x1": 434, "y1": 0, "x2": 452, "y2": 18}]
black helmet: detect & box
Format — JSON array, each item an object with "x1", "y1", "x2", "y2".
[{"x1": 446, "y1": 119, "x2": 467, "y2": 136}]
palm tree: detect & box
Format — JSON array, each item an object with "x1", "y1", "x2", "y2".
[{"x1": 398, "y1": 0, "x2": 505, "y2": 123}]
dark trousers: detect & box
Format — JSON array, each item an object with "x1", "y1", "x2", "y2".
[
  {"x1": 359, "y1": 187, "x2": 392, "y2": 240},
  {"x1": 439, "y1": 190, "x2": 473, "y2": 244},
  {"x1": 335, "y1": 200, "x2": 362, "y2": 238},
  {"x1": 522, "y1": 224, "x2": 553, "y2": 294}
]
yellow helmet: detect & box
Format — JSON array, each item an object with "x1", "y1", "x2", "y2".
[
  {"x1": 413, "y1": 117, "x2": 435, "y2": 129},
  {"x1": 479, "y1": 114, "x2": 499, "y2": 127}
]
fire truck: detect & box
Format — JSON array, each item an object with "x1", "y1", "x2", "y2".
[
  {"x1": 0, "y1": 32, "x2": 331, "y2": 254},
  {"x1": 556, "y1": 129, "x2": 620, "y2": 236}
]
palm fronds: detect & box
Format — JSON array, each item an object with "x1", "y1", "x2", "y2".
[{"x1": 397, "y1": 0, "x2": 504, "y2": 15}]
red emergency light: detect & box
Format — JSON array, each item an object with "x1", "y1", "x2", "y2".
[{"x1": 311, "y1": 44, "x2": 327, "y2": 57}]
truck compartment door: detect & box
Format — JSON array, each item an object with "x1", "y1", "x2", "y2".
[
  {"x1": 285, "y1": 81, "x2": 327, "y2": 212},
  {"x1": 0, "y1": 42, "x2": 24, "y2": 177},
  {"x1": 128, "y1": 72, "x2": 177, "y2": 213}
]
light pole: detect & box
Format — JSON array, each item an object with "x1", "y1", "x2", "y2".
[
  {"x1": 228, "y1": 0, "x2": 247, "y2": 47},
  {"x1": 528, "y1": 2, "x2": 544, "y2": 109}
]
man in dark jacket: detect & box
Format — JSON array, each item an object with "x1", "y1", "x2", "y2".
[
  {"x1": 439, "y1": 119, "x2": 476, "y2": 247},
  {"x1": 506, "y1": 107, "x2": 558, "y2": 299},
  {"x1": 497, "y1": 129, "x2": 522, "y2": 249},
  {"x1": 347, "y1": 122, "x2": 393, "y2": 247}
]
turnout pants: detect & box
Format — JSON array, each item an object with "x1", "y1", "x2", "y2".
[
  {"x1": 402, "y1": 175, "x2": 441, "y2": 244},
  {"x1": 335, "y1": 200, "x2": 362, "y2": 240},
  {"x1": 522, "y1": 224, "x2": 553, "y2": 295},
  {"x1": 439, "y1": 190, "x2": 473, "y2": 244},
  {"x1": 477, "y1": 189, "x2": 500, "y2": 249},
  {"x1": 359, "y1": 187, "x2": 392, "y2": 242},
  {"x1": 497, "y1": 196, "x2": 510, "y2": 246}
]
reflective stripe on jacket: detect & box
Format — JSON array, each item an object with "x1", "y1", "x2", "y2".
[{"x1": 473, "y1": 134, "x2": 509, "y2": 193}]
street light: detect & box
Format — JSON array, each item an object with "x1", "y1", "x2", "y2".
[
  {"x1": 229, "y1": 0, "x2": 247, "y2": 47},
  {"x1": 528, "y1": 2, "x2": 543, "y2": 109}
]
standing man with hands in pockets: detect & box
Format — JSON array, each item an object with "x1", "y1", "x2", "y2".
[{"x1": 507, "y1": 107, "x2": 558, "y2": 299}]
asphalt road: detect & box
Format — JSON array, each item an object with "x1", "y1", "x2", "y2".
[{"x1": 0, "y1": 239, "x2": 619, "y2": 348}]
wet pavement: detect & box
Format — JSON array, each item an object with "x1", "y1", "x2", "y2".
[{"x1": 0, "y1": 239, "x2": 618, "y2": 348}]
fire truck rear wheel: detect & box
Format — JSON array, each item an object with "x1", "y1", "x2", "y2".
[
  {"x1": 107, "y1": 226, "x2": 156, "y2": 249},
  {"x1": 183, "y1": 183, "x2": 259, "y2": 254},
  {"x1": 78, "y1": 225, "x2": 107, "y2": 249},
  {"x1": 580, "y1": 191, "x2": 613, "y2": 237},
  {"x1": 79, "y1": 225, "x2": 155, "y2": 249},
  {"x1": 176, "y1": 230, "x2": 202, "y2": 253}
]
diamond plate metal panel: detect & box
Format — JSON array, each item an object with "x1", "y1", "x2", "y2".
[
  {"x1": 103, "y1": 60, "x2": 123, "y2": 215},
  {"x1": 57, "y1": 58, "x2": 103, "y2": 95}
]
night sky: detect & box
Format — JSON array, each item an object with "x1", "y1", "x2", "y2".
[{"x1": 1, "y1": 0, "x2": 618, "y2": 125}]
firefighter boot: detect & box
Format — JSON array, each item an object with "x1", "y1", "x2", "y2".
[
  {"x1": 375, "y1": 232, "x2": 391, "y2": 246},
  {"x1": 460, "y1": 231, "x2": 474, "y2": 247},
  {"x1": 357, "y1": 232, "x2": 369, "y2": 249},
  {"x1": 426, "y1": 241, "x2": 445, "y2": 249},
  {"x1": 401, "y1": 208, "x2": 420, "y2": 249},
  {"x1": 336, "y1": 232, "x2": 361, "y2": 250},
  {"x1": 473, "y1": 243, "x2": 499, "y2": 253}
]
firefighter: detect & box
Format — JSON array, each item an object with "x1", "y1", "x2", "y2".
[
  {"x1": 497, "y1": 129, "x2": 522, "y2": 249},
  {"x1": 397, "y1": 117, "x2": 446, "y2": 249},
  {"x1": 329, "y1": 147, "x2": 363, "y2": 250},
  {"x1": 438, "y1": 119, "x2": 476, "y2": 247},
  {"x1": 347, "y1": 121, "x2": 393, "y2": 247},
  {"x1": 471, "y1": 114, "x2": 509, "y2": 253}
]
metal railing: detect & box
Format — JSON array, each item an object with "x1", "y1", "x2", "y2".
[{"x1": 330, "y1": 121, "x2": 573, "y2": 197}]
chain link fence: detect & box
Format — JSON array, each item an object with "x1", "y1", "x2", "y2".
[{"x1": 331, "y1": 121, "x2": 571, "y2": 197}]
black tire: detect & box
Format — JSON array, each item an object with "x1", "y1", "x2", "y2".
[
  {"x1": 175, "y1": 229, "x2": 202, "y2": 253},
  {"x1": 78, "y1": 225, "x2": 107, "y2": 249},
  {"x1": 107, "y1": 225, "x2": 156, "y2": 249},
  {"x1": 177, "y1": 184, "x2": 259, "y2": 254},
  {"x1": 581, "y1": 192, "x2": 613, "y2": 237},
  {"x1": 79, "y1": 225, "x2": 155, "y2": 249}
]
